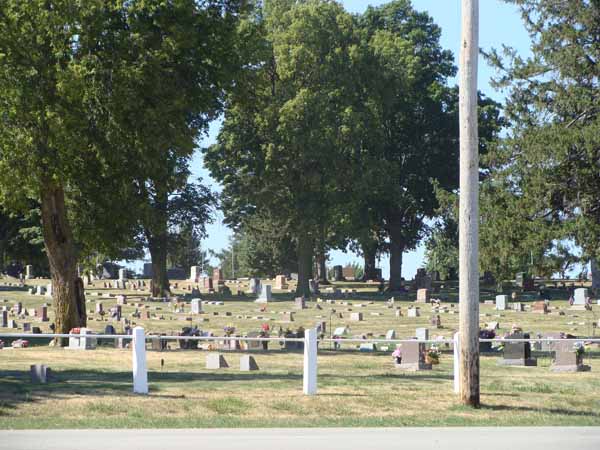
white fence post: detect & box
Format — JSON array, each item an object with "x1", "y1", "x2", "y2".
[
  {"x1": 453, "y1": 331, "x2": 460, "y2": 394},
  {"x1": 132, "y1": 326, "x2": 148, "y2": 394},
  {"x1": 303, "y1": 328, "x2": 317, "y2": 395}
]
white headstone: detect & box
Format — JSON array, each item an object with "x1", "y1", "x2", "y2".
[
  {"x1": 495, "y1": 295, "x2": 508, "y2": 310},
  {"x1": 190, "y1": 266, "x2": 201, "y2": 283},
  {"x1": 118, "y1": 268, "x2": 127, "y2": 281},
  {"x1": 191, "y1": 298, "x2": 202, "y2": 314},
  {"x1": 573, "y1": 288, "x2": 588, "y2": 305},
  {"x1": 255, "y1": 284, "x2": 271, "y2": 303}
]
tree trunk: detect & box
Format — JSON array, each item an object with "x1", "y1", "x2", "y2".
[
  {"x1": 316, "y1": 252, "x2": 330, "y2": 285},
  {"x1": 591, "y1": 258, "x2": 599, "y2": 290},
  {"x1": 296, "y1": 232, "x2": 314, "y2": 298},
  {"x1": 388, "y1": 228, "x2": 404, "y2": 291},
  {"x1": 361, "y1": 240, "x2": 378, "y2": 281},
  {"x1": 40, "y1": 182, "x2": 86, "y2": 346},
  {"x1": 458, "y1": 0, "x2": 480, "y2": 407},
  {"x1": 149, "y1": 236, "x2": 170, "y2": 298}
]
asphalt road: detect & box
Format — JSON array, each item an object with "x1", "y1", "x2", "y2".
[{"x1": 1, "y1": 427, "x2": 599, "y2": 450}]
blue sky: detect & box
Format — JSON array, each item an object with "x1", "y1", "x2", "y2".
[{"x1": 189, "y1": 0, "x2": 532, "y2": 279}]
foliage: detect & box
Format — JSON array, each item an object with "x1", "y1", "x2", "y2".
[{"x1": 484, "y1": 0, "x2": 600, "y2": 265}]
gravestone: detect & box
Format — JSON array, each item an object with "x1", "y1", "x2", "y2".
[
  {"x1": 551, "y1": 340, "x2": 591, "y2": 372},
  {"x1": 350, "y1": 312, "x2": 363, "y2": 321},
  {"x1": 274, "y1": 275, "x2": 287, "y2": 290},
  {"x1": 333, "y1": 265, "x2": 344, "y2": 281},
  {"x1": 189, "y1": 266, "x2": 201, "y2": 283},
  {"x1": 498, "y1": 332, "x2": 537, "y2": 366},
  {"x1": 46, "y1": 283, "x2": 53, "y2": 297},
  {"x1": 342, "y1": 266, "x2": 355, "y2": 280},
  {"x1": 395, "y1": 341, "x2": 432, "y2": 371},
  {"x1": 513, "y1": 302, "x2": 524, "y2": 312},
  {"x1": 239, "y1": 355, "x2": 259, "y2": 371},
  {"x1": 13, "y1": 302, "x2": 22, "y2": 314},
  {"x1": 294, "y1": 297, "x2": 307, "y2": 309},
  {"x1": 37, "y1": 305, "x2": 48, "y2": 322},
  {"x1": 35, "y1": 285, "x2": 45, "y2": 296},
  {"x1": 495, "y1": 295, "x2": 508, "y2": 311},
  {"x1": 573, "y1": 288, "x2": 588, "y2": 309},
  {"x1": 416, "y1": 328, "x2": 429, "y2": 341},
  {"x1": 1, "y1": 310, "x2": 7, "y2": 328},
  {"x1": 203, "y1": 277, "x2": 214, "y2": 291},
  {"x1": 30, "y1": 364, "x2": 51, "y2": 384},
  {"x1": 255, "y1": 284, "x2": 272, "y2": 303},
  {"x1": 118, "y1": 268, "x2": 127, "y2": 281},
  {"x1": 116, "y1": 295, "x2": 127, "y2": 305},
  {"x1": 414, "y1": 269, "x2": 432, "y2": 290},
  {"x1": 247, "y1": 278, "x2": 260, "y2": 295},
  {"x1": 212, "y1": 268, "x2": 225, "y2": 286},
  {"x1": 95, "y1": 302, "x2": 103, "y2": 314},
  {"x1": 416, "y1": 289, "x2": 430, "y2": 303},
  {"x1": 25, "y1": 265, "x2": 34, "y2": 279},
  {"x1": 206, "y1": 353, "x2": 229, "y2": 369},
  {"x1": 386, "y1": 329, "x2": 396, "y2": 340},
  {"x1": 191, "y1": 298, "x2": 202, "y2": 314},
  {"x1": 245, "y1": 332, "x2": 263, "y2": 351},
  {"x1": 23, "y1": 322, "x2": 31, "y2": 332},
  {"x1": 532, "y1": 301, "x2": 548, "y2": 314},
  {"x1": 407, "y1": 307, "x2": 420, "y2": 318}
]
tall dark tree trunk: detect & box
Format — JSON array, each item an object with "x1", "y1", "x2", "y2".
[
  {"x1": 361, "y1": 239, "x2": 378, "y2": 281},
  {"x1": 591, "y1": 258, "x2": 599, "y2": 290},
  {"x1": 316, "y1": 252, "x2": 330, "y2": 285},
  {"x1": 388, "y1": 227, "x2": 404, "y2": 291},
  {"x1": 149, "y1": 235, "x2": 170, "y2": 298},
  {"x1": 296, "y1": 231, "x2": 314, "y2": 298},
  {"x1": 40, "y1": 182, "x2": 86, "y2": 345}
]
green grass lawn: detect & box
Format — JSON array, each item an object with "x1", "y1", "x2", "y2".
[{"x1": 1, "y1": 276, "x2": 599, "y2": 428}]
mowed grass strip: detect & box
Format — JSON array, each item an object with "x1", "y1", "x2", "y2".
[{"x1": 1, "y1": 347, "x2": 599, "y2": 428}]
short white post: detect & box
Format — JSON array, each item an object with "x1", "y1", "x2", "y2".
[
  {"x1": 303, "y1": 328, "x2": 317, "y2": 395},
  {"x1": 453, "y1": 332, "x2": 460, "y2": 394},
  {"x1": 132, "y1": 326, "x2": 148, "y2": 394}
]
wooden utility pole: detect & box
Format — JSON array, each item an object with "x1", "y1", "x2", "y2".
[{"x1": 458, "y1": 0, "x2": 480, "y2": 407}]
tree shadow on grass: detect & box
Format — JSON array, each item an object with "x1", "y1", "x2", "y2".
[{"x1": 480, "y1": 403, "x2": 600, "y2": 418}]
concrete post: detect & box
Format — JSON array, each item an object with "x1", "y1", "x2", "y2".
[
  {"x1": 132, "y1": 326, "x2": 148, "y2": 394},
  {"x1": 303, "y1": 328, "x2": 317, "y2": 395}
]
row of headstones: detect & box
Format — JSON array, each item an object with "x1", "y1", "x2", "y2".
[
  {"x1": 495, "y1": 288, "x2": 594, "y2": 312},
  {"x1": 499, "y1": 332, "x2": 591, "y2": 372},
  {"x1": 1, "y1": 304, "x2": 48, "y2": 328}
]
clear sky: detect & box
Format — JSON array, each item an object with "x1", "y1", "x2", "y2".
[{"x1": 189, "y1": 0, "x2": 533, "y2": 279}]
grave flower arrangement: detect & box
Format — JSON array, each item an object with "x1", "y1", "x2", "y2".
[
  {"x1": 426, "y1": 346, "x2": 440, "y2": 365},
  {"x1": 223, "y1": 326, "x2": 236, "y2": 337}
]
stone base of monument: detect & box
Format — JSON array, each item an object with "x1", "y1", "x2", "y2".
[
  {"x1": 394, "y1": 362, "x2": 432, "y2": 371},
  {"x1": 239, "y1": 355, "x2": 259, "y2": 371},
  {"x1": 206, "y1": 353, "x2": 229, "y2": 369},
  {"x1": 551, "y1": 363, "x2": 591, "y2": 373},
  {"x1": 497, "y1": 358, "x2": 537, "y2": 366}
]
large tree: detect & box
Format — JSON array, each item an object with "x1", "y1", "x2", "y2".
[
  {"x1": 485, "y1": 0, "x2": 600, "y2": 281},
  {"x1": 356, "y1": 1, "x2": 460, "y2": 290},
  {"x1": 0, "y1": 0, "x2": 245, "y2": 336},
  {"x1": 205, "y1": 0, "x2": 362, "y2": 297}
]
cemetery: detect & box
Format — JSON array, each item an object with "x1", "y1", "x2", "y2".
[
  {"x1": 0, "y1": 0, "x2": 599, "y2": 446},
  {"x1": 1, "y1": 273, "x2": 600, "y2": 428}
]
